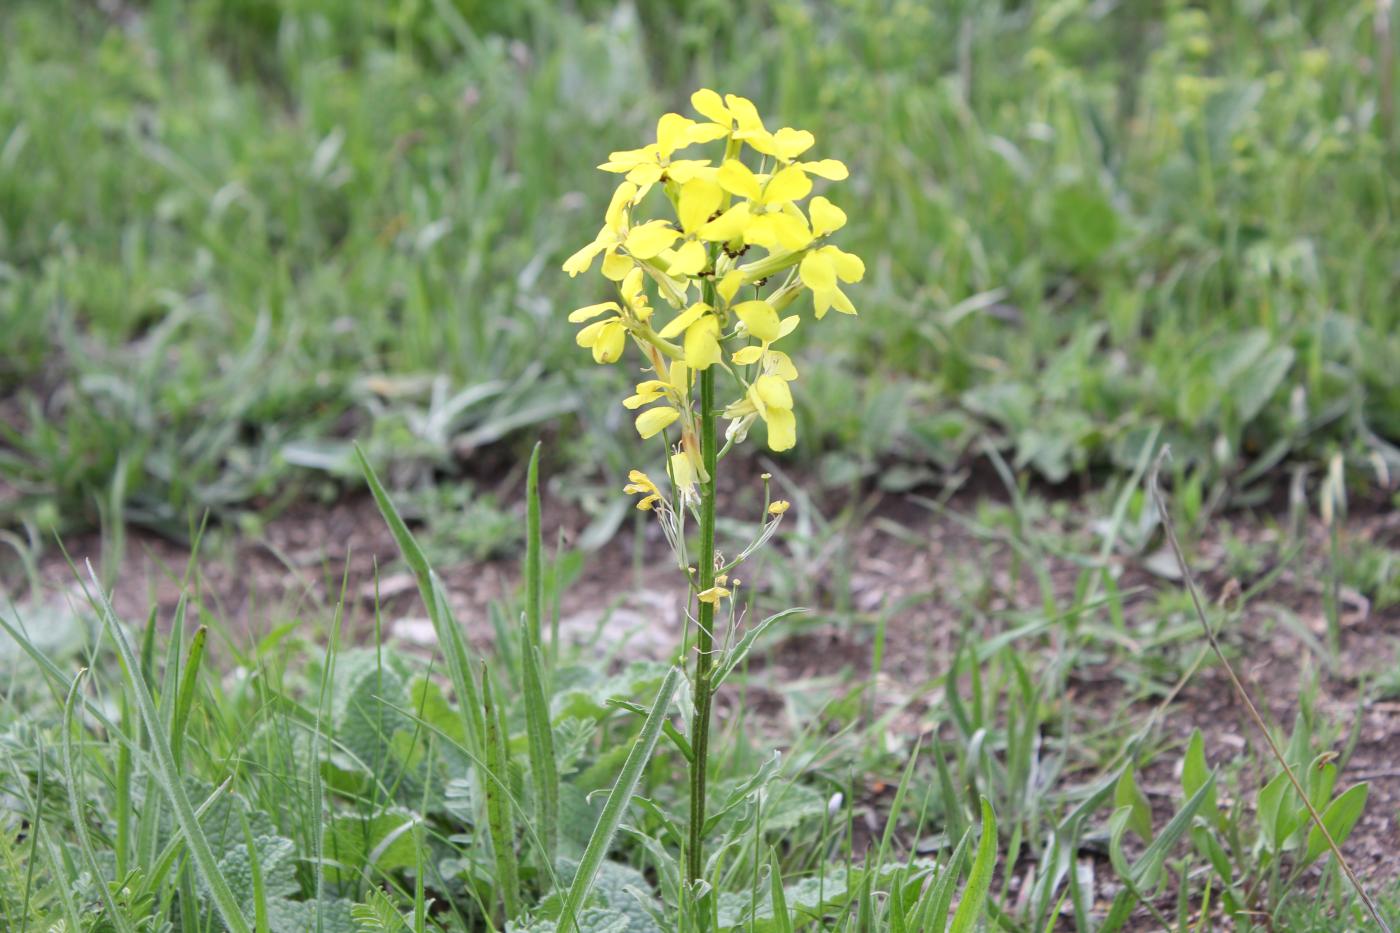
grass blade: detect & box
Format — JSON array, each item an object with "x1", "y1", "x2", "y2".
[
  {"x1": 481, "y1": 663, "x2": 520, "y2": 921},
  {"x1": 83, "y1": 563, "x2": 253, "y2": 933},
  {"x1": 526, "y1": 440, "x2": 543, "y2": 651},
  {"x1": 62, "y1": 670, "x2": 136, "y2": 933},
  {"x1": 356, "y1": 444, "x2": 485, "y2": 754},
  {"x1": 949, "y1": 797, "x2": 997, "y2": 933},
  {"x1": 521, "y1": 631, "x2": 559, "y2": 866},
  {"x1": 171, "y1": 624, "x2": 207, "y2": 768},
  {"x1": 561, "y1": 665, "x2": 682, "y2": 932}
]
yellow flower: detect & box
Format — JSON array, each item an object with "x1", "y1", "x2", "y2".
[
  {"x1": 565, "y1": 88, "x2": 863, "y2": 462},
  {"x1": 662, "y1": 178, "x2": 724, "y2": 277},
  {"x1": 658, "y1": 301, "x2": 723, "y2": 370},
  {"x1": 571, "y1": 311, "x2": 627, "y2": 364},
  {"x1": 768, "y1": 500, "x2": 790, "y2": 515},
  {"x1": 798, "y1": 245, "x2": 865, "y2": 318},
  {"x1": 808, "y1": 196, "x2": 847, "y2": 237},
  {"x1": 625, "y1": 360, "x2": 692, "y2": 439},
  {"x1": 568, "y1": 268, "x2": 655, "y2": 364},
  {"x1": 691, "y1": 89, "x2": 847, "y2": 180},
  {"x1": 635, "y1": 406, "x2": 679, "y2": 438},
  {"x1": 723, "y1": 370, "x2": 796, "y2": 452},
  {"x1": 563, "y1": 180, "x2": 640, "y2": 278},
  {"x1": 623, "y1": 470, "x2": 663, "y2": 511},
  {"x1": 697, "y1": 585, "x2": 731, "y2": 604},
  {"x1": 732, "y1": 299, "x2": 781, "y2": 343},
  {"x1": 669, "y1": 448, "x2": 697, "y2": 503},
  {"x1": 599, "y1": 112, "x2": 725, "y2": 186},
  {"x1": 703, "y1": 160, "x2": 814, "y2": 252}
]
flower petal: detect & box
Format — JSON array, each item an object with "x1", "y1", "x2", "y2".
[
  {"x1": 658, "y1": 302, "x2": 710, "y2": 340},
  {"x1": 799, "y1": 251, "x2": 837, "y2": 292},
  {"x1": 592, "y1": 320, "x2": 627, "y2": 363},
  {"x1": 732, "y1": 345, "x2": 764, "y2": 365},
  {"x1": 801, "y1": 158, "x2": 849, "y2": 180},
  {"x1": 568, "y1": 301, "x2": 621, "y2": 323},
  {"x1": 624, "y1": 220, "x2": 680, "y2": 259},
  {"x1": 683, "y1": 315, "x2": 722, "y2": 370},
  {"x1": 769, "y1": 127, "x2": 815, "y2": 161},
  {"x1": 635, "y1": 406, "x2": 680, "y2": 438},
  {"x1": 717, "y1": 269, "x2": 747, "y2": 303},
  {"x1": 679, "y1": 179, "x2": 724, "y2": 234},
  {"x1": 667, "y1": 239, "x2": 708, "y2": 276},
  {"x1": 699, "y1": 202, "x2": 752, "y2": 242},
  {"x1": 733, "y1": 299, "x2": 780, "y2": 343},
  {"x1": 829, "y1": 246, "x2": 865, "y2": 282},
  {"x1": 562, "y1": 236, "x2": 607, "y2": 276},
  {"x1": 761, "y1": 165, "x2": 812, "y2": 204},
  {"x1": 765, "y1": 407, "x2": 796, "y2": 451},
  {"x1": 604, "y1": 181, "x2": 638, "y2": 228},
  {"x1": 656, "y1": 112, "x2": 695, "y2": 156},
  {"x1": 691, "y1": 88, "x2": 730, "y2": 125},
  {"x1": 718, "y1": 159, "x2": 763, "y2": 201},
  {"x1": 809, "y1": 196, "x2": 847, "y2": 237},
  {"x1": 754, "y1": 373, "x2": 793, "y2": 411}
]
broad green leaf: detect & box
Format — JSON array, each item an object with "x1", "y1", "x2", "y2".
[
  {"x1": 322, "y1": 809, "x2": 420, "y2": 885},
  {"x1": 1182, "y1": 730, "x2": 1219, "y2": 828},
  {"x1": 1048, "y1": 181, "x2": 1118, "y2": 265},
  {"x1": 1256, "y1": 769, "x2": 1297, "y2": 853},
  {"x1": 1114, "y1": 769, "x2": 1153, "y2": 842},
  {"x1": 1303, "y1": 783, "x2": 1368, "y2": 866}
]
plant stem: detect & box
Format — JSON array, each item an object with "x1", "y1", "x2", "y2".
[{"x1": 687, "y1": 360, "x2": 719, "y2": 887}]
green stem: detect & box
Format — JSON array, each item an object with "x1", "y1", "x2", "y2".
[{"x1": 687, "y1": 349, "x2": 720, "y2": 888}]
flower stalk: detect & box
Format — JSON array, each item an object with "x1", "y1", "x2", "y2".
[
  {"x1": 687, "y1": 357, "x2": 719, "y2": 886},
  {"x1": 560, "y1": 88, "x2": 861, "y2": 900}
]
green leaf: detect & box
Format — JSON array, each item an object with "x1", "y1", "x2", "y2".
[
  {"x1": 526, "y1": 440, "x2": 544, "y2": 649},
  {"x1": 560, "y1": 666, "x2": 681, "y2": 933},
  {"x1": 356, "y1": 445, "x2": 485, "y2": 756},
  {"x1": 481, "y1": 664, "x2": 521, "y2": 920},
  {"x1": 1114, "y1": 769, "x2": 1153, "y2": 842},
  {"x1": 1256, "y1": 769, "x2": 1297, "y2": 853},
  {"x1": 768, "y1": 848, "x2": 793, "y2": 933},
  {"x1": 1303, "y1": 783, "x2": 1368, "y2": 866},
  {"x1": 1182, "y1": 730, "x2": 1219, "y2": 828},
  {"x1": 170, "y1": 625, "x2": 207, "y2": 769},
  {"x1": 711, "y1": 608, "x2": 806, "y2": 690},
  {"x1": 84, "y1": 567, "x2": 253, "y2": 933},
  {"x1": 1048, "y1": 181, "x2": 1119, "y2": 265},
  {"x1": 949, "y1": 797, "x2": 997, "y2": 933},
  {"x1": 522, "y1": 631, "x2": 560, "y2": 865},
  {"x1": 1136, "y1": 772, "x2": 1216, "y2": 893},
  {"x1": 321, "y1": 809, "x2": 421, "y2": 885},
  {"x1": 919, "y1": 828, "x2": 969, "y2": 933}
]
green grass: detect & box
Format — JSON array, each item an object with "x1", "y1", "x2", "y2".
[
  {"x1": 3, "y1": 449, "x2": 1394, "y2": 930},
  {"x1": 2, "y1": 0, "x2": 1398, "y2": 536}
]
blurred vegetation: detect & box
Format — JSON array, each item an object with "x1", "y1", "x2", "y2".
[{"x1": 2, "y1": 0, "x2": 1398, "y2": 537}]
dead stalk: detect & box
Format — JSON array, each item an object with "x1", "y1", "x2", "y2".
[{"x1": 1149, "y1": 450, "x2": 1389, "y2": 933}]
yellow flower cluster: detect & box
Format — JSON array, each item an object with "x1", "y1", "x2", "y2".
[{"x1": 563, "y1": 90, "x2": 863, "y2": 492}]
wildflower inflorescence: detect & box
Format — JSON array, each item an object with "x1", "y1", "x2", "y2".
[{"x1": 563, "y1": 90, "x2": 863, "y2": 503}]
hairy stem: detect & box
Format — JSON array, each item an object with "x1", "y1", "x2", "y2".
[{"x1": 687, "y1": 345, "x2": 720, "y2": 888}]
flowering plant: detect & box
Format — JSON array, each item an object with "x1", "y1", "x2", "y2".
[{"x1": 561, "y1": 89, "x2": 863, "y2": 895}]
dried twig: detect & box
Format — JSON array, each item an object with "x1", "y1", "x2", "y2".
[{"x1": 1149, "y1": 449, "x2": 1389, "y2": 933}]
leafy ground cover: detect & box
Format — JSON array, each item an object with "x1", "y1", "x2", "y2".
[{"x1": 4, "y1": 455, "x2": 1398, "y2": 929}]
